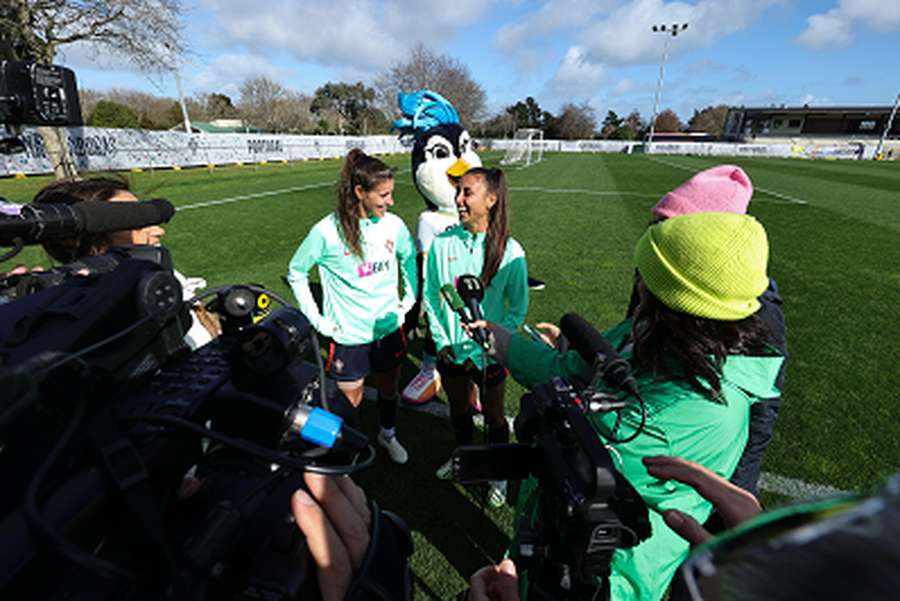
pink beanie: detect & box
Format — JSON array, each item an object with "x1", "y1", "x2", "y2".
[{"x1": 652, "y1": 165, "x2": 753, "y2": 220}]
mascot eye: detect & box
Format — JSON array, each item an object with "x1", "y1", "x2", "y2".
[{"x1": 433, "y1": 145, "x2": 450, "y2": 159}]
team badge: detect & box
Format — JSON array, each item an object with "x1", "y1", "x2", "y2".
[
  {"x1": 333, "y1": 358, "x2": 344, "y2": 374},
  {"x1": 385, "y1": 239, "x2": 395, "y2": 253}
]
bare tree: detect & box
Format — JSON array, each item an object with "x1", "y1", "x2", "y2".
[
  {"x1": 687, "y1": 104, "x2": 729, "y2": 137},
  {"x1": 546, "y1": 102, "x2": 597, "y2": 140},
  {"x1": 238, "y1": 76, "x2": 288, "y2": 133},
  {"x1": 654, "y1": 108, "x2": 683, "y2": 133},
  {"x1": 375, "y1": 44, "x2": 486, "y2": 126},
  {"x1": 1, "y1": 0, "x2": 185, "y2": 178}
]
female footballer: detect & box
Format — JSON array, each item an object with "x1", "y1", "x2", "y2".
[{"x1": 287, "y1": 149, "x2": 416, "y2": 464}]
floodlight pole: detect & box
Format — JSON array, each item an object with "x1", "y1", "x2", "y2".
[
  {"x1": 647, "y1": 22, "x2": 688, "y2": 152},
  {"x1": 874, "y1": 93, "x2": 900, "y2": 160},
  {"x1": 174, "y1": 69, "x2": 192, "y2": 134}
]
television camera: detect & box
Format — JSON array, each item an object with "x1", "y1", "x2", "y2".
[
  {"x1": 0, "y1": 60, "x2": 82, "y2": 154},
  {"x1": 0, "y1": 218, "x2": 411, "y2": 599},
  {"x1": 451, "y1": 313, "x2": 653, "y2": 601}
]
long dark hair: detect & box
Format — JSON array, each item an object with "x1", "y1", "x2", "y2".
[
  {"x1": 32, "y1": 175, "x2": 132, "y2": 263},
  {"x1": 631, "y1": 277, "x2": 770, "y2": 397},
  {"x1": 465, "y1": 167, "x2": 509, "y2": 287},
  {"x1": 337, "y1": 148, "x2": 393, "y2": 258}
]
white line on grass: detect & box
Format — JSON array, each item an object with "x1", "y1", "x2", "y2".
[
  {"x1": 178, "y1": 181, "x2": 336, "y2": 210},
  {"x1": 178, "y1": 168, "x2": 410, "y2": 211},
  {"x1": 384, "y1": 388, "x2": 850, "y2": 500},
  {"x1": 510, "y1": 186, "x2": 658, "y2": 198},
  {"x1": 644, "y1": 154, "x2": 808, "y2": 206}
]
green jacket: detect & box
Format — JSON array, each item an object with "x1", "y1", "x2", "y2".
[
  {"x1": 287, "y1": 212, "x2": 417, "y2": 345},
  {"x1": 509, "y1": 320, "x2": 784, "y2": 601},
  {"x1": 424, "y1": 224, "x2": 529, "y2": 368}
]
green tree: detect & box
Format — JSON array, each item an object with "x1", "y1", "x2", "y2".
[
  {"x1": 505, "y1": 96, "x2": 544, "y2": 130},
  {"x1": 205, "y1": 93, "x2": 238, "y2": 119},
  {"x1": 687, "y1": 104, "x2": 729, "y2": 137},
  {"x1": 600, "y1": 110, "x2": 623, "y2": 139},
  {"x1": 311, "y1": 82, "x2": 376, "y2": 135},
  {"x1": 89, "y1": 100, "x2": 140, "y2": 128},
  {"x1": 545, "y1": 102, "x2": 597, "y2": 140}
]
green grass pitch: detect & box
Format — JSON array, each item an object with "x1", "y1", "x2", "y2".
[{"x1": 2, "y1": 152, "x2": 900, "y2": 597}]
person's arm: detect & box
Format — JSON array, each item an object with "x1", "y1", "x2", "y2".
[
  {"x1": 502, "y1": 333, "x2": 588, "y2": 389},
  {"x1": 396, "y1": 222, "x2": 418, "y2": 316},
  {"x1": 423, "y1": 243, "x2": 451, "y2": 352},
  {"x1": 287, "y1": 227, "x2": 336, "y2": 338},
  {"x1": 498, "y1": 255, "x2": 528, "y2": 332}
]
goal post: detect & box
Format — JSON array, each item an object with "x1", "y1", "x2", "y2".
[{"x1": 501, "y1": 128, "x2": 544, "y2": 167}]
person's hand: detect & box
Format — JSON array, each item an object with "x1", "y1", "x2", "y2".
[
  {"x1": 291, "y1": 473, "x2": 372, "y2": 601},
  {"x1": 437, "y1": 345, "x2": 455, "y2": 365},
  {"x1": 643, "y1": 455, "x2": 762, "y2": 545},
  {"x1": 534, "y1": 322, "x2": 560, "y2": 348},
  {"x1": 469, "y1": 559, "x2": 519, "y2": 601}
]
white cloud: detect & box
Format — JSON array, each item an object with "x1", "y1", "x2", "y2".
[
  {"x1": 190, "y1": 53, "x2": 296, "y2": 95},
  {"x1": 796, "y1": 0, "x2": 900, "y2": 49},
  {"x1": 795, "y1": 9, "x2": 854, "y2": 48},
  {"x1": 494, "y1": 0, "x2": 618, "y2": 56},
  {"x1": 200, "y1": 0, "x2": 504, "y2": 73},
  {"x1": 612, "y1": 78, "x2": 634, "y2": 96},
  {"x1": 545, "y1": 46, "x2": 608, "y2": 99},
  {"x1": 800, "y1": 93, "x2": 831, "y2": 106}
]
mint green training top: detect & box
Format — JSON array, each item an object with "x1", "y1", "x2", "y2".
[
  {"x1": 508, "y1": 320, "x2": 784, "y2": 601},
  {"x1": 424, "y1": 224, "x2": 529, "y2": 369},
  {"x1": 287, "y1": 212, "x2": 417, "y2": 346}
]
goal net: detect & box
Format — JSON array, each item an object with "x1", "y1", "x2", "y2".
[{"x1": 501, "y1": 128, "x2": 544, "y2": 167}]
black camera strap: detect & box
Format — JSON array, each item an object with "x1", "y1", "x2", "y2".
[
  {"x1": 88, "y1": 409, "x2": 177, "y2": 578},
  {"x1": 345, "y1": 502, "x2": 414, "y2": 601}
]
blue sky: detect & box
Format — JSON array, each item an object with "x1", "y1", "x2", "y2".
[{"x1": 59, "y1": 0, "x2": 900, "y2": 123}]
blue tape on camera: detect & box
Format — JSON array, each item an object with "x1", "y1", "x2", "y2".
[{"x1": 301, "y1": 407, "x2": 343, "y2": 449}]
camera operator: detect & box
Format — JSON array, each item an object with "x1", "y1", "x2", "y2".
[
  {"x1": 471, "y1": 212, "x2": 785, "y2": 600},
  {"x1": 27, "y1": 176, "x2": 219, "y2": 348}
]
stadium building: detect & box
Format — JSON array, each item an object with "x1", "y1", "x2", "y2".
[{"x1": 723, "y1": 105, "x2": 899, "y2": 156}]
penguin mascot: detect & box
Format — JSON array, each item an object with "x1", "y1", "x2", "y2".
[{"x1": 394, "y1": 90, "x2": 481, "y2": 405}]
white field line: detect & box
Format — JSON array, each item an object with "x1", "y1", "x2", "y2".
[
  {"x1": 376, "y1": 386, "x2": 850, "y2": 500},
  {"x1": 178, "y1": 168, "x2": 409, "y2": 211},
  {"x1": 178, "y1": 181, "x2": 336, "y2": 210},
  {"x1": 510, "y1": 186, "x2": 658, "y2": 198},
  {"x1": 644, "y1": 154, "x2": 808, "y2": 206}
]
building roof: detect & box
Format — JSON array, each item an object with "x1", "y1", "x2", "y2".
[{"x1": 735, "y1": 106, "x2": 893, "y2": 116}]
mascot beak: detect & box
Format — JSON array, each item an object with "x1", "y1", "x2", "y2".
[{"x1": 446, "y1": 158, "x2": 471, "y2": 185}]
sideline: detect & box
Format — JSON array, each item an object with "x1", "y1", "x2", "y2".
[{"x1": 644, "y1": 154, "x2": 809, "y2": 206}]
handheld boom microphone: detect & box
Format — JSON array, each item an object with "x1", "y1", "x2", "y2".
[
  {"x1": 560, "y1": 313, "x2": 638, "y2": 396},
  {"x1": 0, "y1": 199, "x2": 176, "y2": 246},
  {"x1": 455, "y1": 275, "x2": 491, "y2": 350}
]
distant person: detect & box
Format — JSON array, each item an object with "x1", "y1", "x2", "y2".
[
  {"x1": 423, "y1": 167, "x2": 528, "y2": 507},
  {"x1": 287, "y1": 149, "x2": 417, "y2": 464}
]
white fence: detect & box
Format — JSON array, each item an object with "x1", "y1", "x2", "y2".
[
  {"x1": 1, "y1": 127, "x2": 409, "y2": 176},
  {"x1": 0, "y1": 127, "x2": 874, "y2": 177},
  {"x1": 485, "y1": 138, "x2": 872, "y2": 160}
]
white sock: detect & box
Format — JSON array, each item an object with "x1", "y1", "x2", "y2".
[
  {"x1": 421, "y1": 353, "x2": 436, "y2": 370},
  {"x1": 380, "y1": 427, "x2": 396, "y2": 439}
]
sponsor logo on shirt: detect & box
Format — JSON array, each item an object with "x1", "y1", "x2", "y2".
[
  {"x1": 357, "y1": 260, "x2": 391, "y2": 277},
  {"x1": 448, "y1": 255, "x2": 457, "y2": 262}
]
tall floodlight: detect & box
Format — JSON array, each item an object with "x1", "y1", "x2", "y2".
[
  {"x1": 173, "y1": 69, "x2": 192, "y2": 134},
  {"x1": 647, "y1": 22, "x2": 688, "y2": 151},
  {"x1": 874, "y1": 93, "x2": 900, "y2": 159}
]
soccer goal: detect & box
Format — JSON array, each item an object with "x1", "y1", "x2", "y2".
[{"x1": 501, "y1": 128, "x2": 544, "y2": 167}]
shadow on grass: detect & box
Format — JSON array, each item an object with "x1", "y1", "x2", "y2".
[{"x1": 354, "y1": 403, "x2": 514, "y2": 598}]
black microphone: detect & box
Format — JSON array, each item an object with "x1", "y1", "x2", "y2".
[
  {"x1": 455, "y1": 274, "x2": 491, "y2": 350},
  {"x1": 560, "y1": 312, "x2": 638, "y2": 396},
  {"x1": 0, "y1": 199, "x2": 175, "y2": 245}
]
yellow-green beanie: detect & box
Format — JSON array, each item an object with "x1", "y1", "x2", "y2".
[{"x1": 634, "y1": 212, "x2": 769, "y2": 320}]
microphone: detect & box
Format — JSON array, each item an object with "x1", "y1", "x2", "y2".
[
  {"x1": 560, "y1": 313, "x2": 638, "y2": 396},
  {"x1": 440, "y1": 283, "x2": 466, "y2": 314},
  {"x1": 0, "y1": 199, "x2": 175, "y2": 246},
  {"x1": 455, "y1": 275, "x2": 491, "y2": 350}
]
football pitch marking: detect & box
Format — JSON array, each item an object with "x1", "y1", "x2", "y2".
[
  {"x1": 178, "y1": 181, "x2": 336, "y2": 211},
  {"x1": 644, "y1": 154, "x2": 809, "y2": 206},
  {"x1": 178, "y1": 169, "x2": 410, "y2": 211},
  {"x1": 509, "y1": 186, "x2": 658, "y2": 198},
  {"x1": 391, "y1": 389, "x2": 851, "y2": 501}
]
